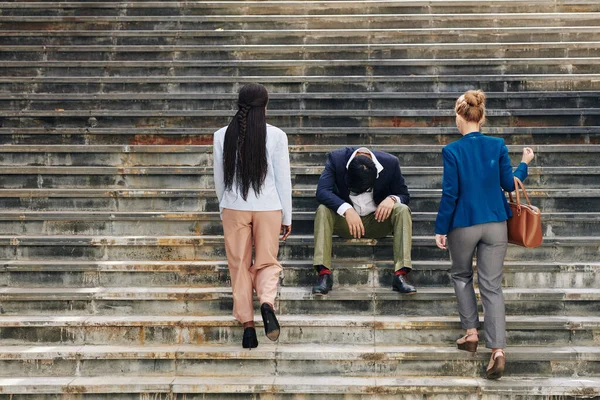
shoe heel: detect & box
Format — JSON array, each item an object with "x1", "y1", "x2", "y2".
[
  {"x1": 486, "y1": 355, "x2": 505, "y2": 380},
  {"x1": 457, "y1": 340, "x2": 478, "y2": 353}
]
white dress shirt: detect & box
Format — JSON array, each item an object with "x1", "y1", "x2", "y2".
[
  {"x1": 213, "y1": 124, "x2": 293, "y2": 225},
  {"x1": 337, "y1": 147, "x2": 401, "y2": 217}
]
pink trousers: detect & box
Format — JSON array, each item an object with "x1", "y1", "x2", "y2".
[{"x1": 222, "y1": 209, "x2": 283, "y2": 323}]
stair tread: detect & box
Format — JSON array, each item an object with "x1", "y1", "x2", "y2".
[
  {"x1": 1, "y1": 286, "x2": 599, "y2": 299},
  {"x1": 0, "y1": 344, "x2": 597, "y2": 360},
  {"x1": 1, "y1": 188, "x2": 598, "y2": 197},
  {"x1": 0, "y1": 375, "x2": 596, "y2": 395},
  {"x1": 1, "y1": 314, "x2": 598, "y2": 328}
]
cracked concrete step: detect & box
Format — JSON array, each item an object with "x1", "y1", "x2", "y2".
[
  {"x1": 5, "y1": 91, "x2": 600, "y2": 111},
  {"x1": 0, "y1": 344, "x2": 599, "y2": 378},
  {"x1": 0, "y1": 375, "x2": 597, "y2": 399},
  {"x1": 2, "y1": 91, "x2": 600, "y2": 111},
  {"x1": 2, "y1": 44, "x2": 599, "y2": 65},
  {"x1": 2, "y1": 28, "x2": 600, "y2": 47},
  {"x1": 0, "y1": 286, "x2": 599, "y2": 317},
  {"x1": 0, "y1": 211, "x2": 596, "y2": 237},
  {"x1": 0, "y1": 234, "x2": 598, "y2": 262},
  {"x1": 2, "y1": 144, "x2": 597, "y2": 167},
  {"x1": 2, "y1": 1, "x2": 599, "y2": 15},
  {"x1": 1, "y1": 314, "x2": 599, "y2": 346},
  {"x1": 2, "y1": 258, "x2": 598, "y2": 289},
  {"x1": 1, "y1": 166, "x2": 597, "y2": 190},
  {"x1": 2, "y1": 60, "x2": 600, "y2": 78},
  {"x1": 1, "y1": 188, "x2": 598, "y2": 213},
  {"x1": 2, "y1": 12, "x2": 600, "y2": 31},
  {"x1": 1, "y1": 127, "x2": 599, "y2": 146},
  {"x1": 2, "y1": 75, "x2": 600, "y2": 97},
  {"x1": 2, "y1": 108, "x2": 598, "y2": 117}
]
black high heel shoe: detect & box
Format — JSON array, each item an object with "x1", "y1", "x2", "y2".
[
  {"x1": 261, "y1": 303, "x2": 280, "y2": 341},
  {"x1": 242, "y1": 327, "x2": 258, "y2": 349}
]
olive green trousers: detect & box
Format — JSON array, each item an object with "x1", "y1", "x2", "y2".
[{"x1": 312, "y1": 203, "x2": 413, "y2": 272}]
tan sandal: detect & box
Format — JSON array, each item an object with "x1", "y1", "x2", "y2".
[
  {"x1": 456, "y1": 332, "x2": 479, "y2": 353},
  {"x1": 486, "y1": 349, "x2": 506, "y2": 380}
]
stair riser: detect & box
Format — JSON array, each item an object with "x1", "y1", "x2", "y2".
[
  {"x1": 0, "y1": 325, "x2": 594, "y2": 347},
  {"x1": 2, "y1": 80, "x2": 600, "y2": 99},
  {"x1": 2, "y1": 217, "x2": 596, "y2": 236},
  {"x1": 2, "y1": 266, "x2": 598, "y2": 289},
  {"x1": 0, "y1": 297, "x2": 597, "y2": 317},
  {"x1": 2, "y1": 3, "x2": 599, "y2": 17},
  {"x1": 1, "y1": 240, "x2": 598, "y2": 262},
  {"x1": 0, "y1": 357, "x2": 598, "y2": 378},
  {"x1": 2, "y1": 63, "x2": 600, "y2": 78},
  {"x1": 2, "y1": 132, "x2": 600, "y2": 146},
  {"x1": 3, "y1": 46, "x2": 600, "y2": 63},
  {"x1": 2, "y1": 15, "x2": 600, "y2": 30},
  {"x1": 3, "y1": 150, "x2": 592, "y2": 168},
  {"x1": 1, "y1": 172, "x2": 596, "y2": 189},
  {"x1": 4, "y1": 95, "x2": 600, "y2": 110},
  {"x1": 1, "y1": 196, "x2": 596, "y2": 212},
  {"x1": 3, "y1": 30, "x2": 600, "y2": 46}
]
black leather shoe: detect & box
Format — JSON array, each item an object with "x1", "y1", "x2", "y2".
[
  {"x1": 260, "y1": 303, "x2": 280, "y2": 341},
  {"x1": 392, "y1": 274, "x2": 417, "y2": 294},
  {"x1": 242, "y1": 327, "x2": 258, "y2": 349},
  {"x1": 312, "y1": 274, "x2": 333, "y2": 295}
]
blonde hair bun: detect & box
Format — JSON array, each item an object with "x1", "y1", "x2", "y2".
[
  {"x1": 455, "y1": 89, "x2": 486, "y2": 123},
  {"x1": 463, "y1": 90, "x2": 486, "y2": 107}
]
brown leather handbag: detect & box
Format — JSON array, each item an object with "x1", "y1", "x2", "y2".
[{"x1": 506, "y1": 177, "x2": 543, "y2": 248}]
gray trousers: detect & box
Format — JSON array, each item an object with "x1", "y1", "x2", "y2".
[{"x1": 448, "y1": 221, "x2": 508, "y2": 349}]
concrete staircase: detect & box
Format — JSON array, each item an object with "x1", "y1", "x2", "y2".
[{"x1": 1, "y1": 1, "x2": 600, "y2": 398}]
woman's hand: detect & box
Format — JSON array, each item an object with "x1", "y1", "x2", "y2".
[
  {"x1": 435, "y1": 234, "x2": 447, "y2": 250},
  {"x1": 280, "y1": 225, "x2": 292, "y2": 241},
  {"x1": 522, "y1": 147, "x2": 535, "y2": 164}
]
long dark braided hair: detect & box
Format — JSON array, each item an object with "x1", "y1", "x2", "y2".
[{"x1": 223, "y1": 83, "x2": 269, "y2": 200}]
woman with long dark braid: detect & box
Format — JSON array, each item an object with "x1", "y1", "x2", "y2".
[{"x1": 213, "y1": 83, "x2": 292, "y2": 349}]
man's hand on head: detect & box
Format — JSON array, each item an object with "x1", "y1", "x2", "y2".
[{"x1": 344, "y1": 208, "x2": 365, "y2": 239}]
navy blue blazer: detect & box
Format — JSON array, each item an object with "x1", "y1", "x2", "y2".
[
  {"x1": 316, "y1": 148, "x2": 410, "y2": 212},
  {"x1": 434, "y1": 132, "x2": 528, "y2": 235}
]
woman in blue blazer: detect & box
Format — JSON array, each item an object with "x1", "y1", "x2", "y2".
[{"x1": 434, "y1": 90, "x2": 535, "y2": 380}]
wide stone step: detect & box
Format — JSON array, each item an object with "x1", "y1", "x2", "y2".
[
  {"x1": 1, "y1": 127, "x2": 599, "y2": 146},
  {"x1": 4, "y1": 92, "x2": 600, "y2": 110},
  {"x1": 2, "y1": 144, "x2": 597, "y2": 167},
  {"x1": 2, "y1": 27, "x2": 600, "y2": 47},
  {"x1": 2, "y1": 257, "x2": 599, "y2": 289},
  {"x1": 0, "y1": 344, "x2": 598, "y2": 378},
  {"x1": 2, "y1": 75, "x2": 599, "y2": 98},
  {"x1": 0, "y1": 234, "x2": 598, "y2": 262},
  {"x1": 0, "y1": 375, "x2": 596, "y2": 399},
  {"x1": 1, "y1": 12, "x2": 599, "y2": 31},
  {"x1": 1, "y1": 314, "x2": 598, "y2": 347},
  {"x1": 2, "y1": 90, "x2": 600, "y2": 112},
  {"x1": 1, "y1": 188, "x2": 598, "y2": 212},
  {"x1": 0, "y1": 286, "x2": 598, "y2": 316},
  {"x1": 1, "y1": 210, "x2": 596, "y2": 237},
  {"x1": 1, "y1": 166, "x2": 597, "y2": 189},
  {"x1": 2, "y1": 42, "x2": 599, "y2": 64},
  {"x1": 2, "y1": 1, "x2": 598, "y2": 15}
]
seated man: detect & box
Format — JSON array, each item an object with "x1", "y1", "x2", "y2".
[{"x1": 312, "y1": 147, "x2": 416, "y2": 295}]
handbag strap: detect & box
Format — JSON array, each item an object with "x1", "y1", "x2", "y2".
[
  {"x1": 514, "y1": 177, "x2": 533, "y2": 206},
  {"x1": 507, "y1": 177, "x2": 532, "y2": 214}
]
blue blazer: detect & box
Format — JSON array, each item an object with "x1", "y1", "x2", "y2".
[
  {"x1": 316, "y1": 148, "x2": 410, "y2": 212},
  {"x1": 434, "y1": 132, "x2": 528, "y2": 235}
]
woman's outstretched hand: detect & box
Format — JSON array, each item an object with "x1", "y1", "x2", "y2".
[
  {"x1": 522, "y1": 147, "x2": 535, "y2": 164},
  {"x1": 281, "y1": 225, "x2": 292, "y2": 241},
  {"x1": 435, "y1": 234, "x2": 447, "y2": 250}
]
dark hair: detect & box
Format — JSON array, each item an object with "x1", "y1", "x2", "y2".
[
  {"x1": 223, "y1": 83, "x2": 269, "y2": 200},
  {"x1": 346, "y1": 155, "x2": 377, "y2": 194}
]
